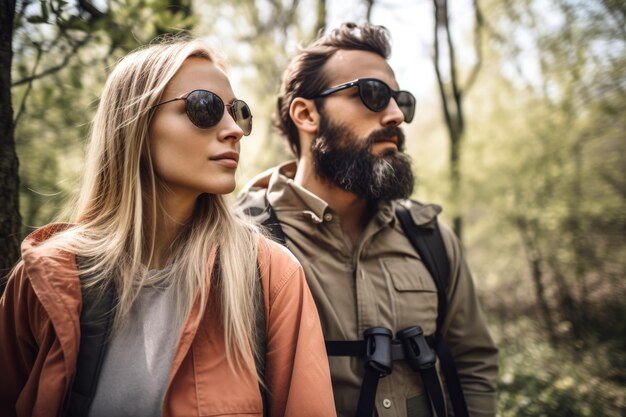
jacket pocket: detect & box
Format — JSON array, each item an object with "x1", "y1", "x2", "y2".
[
  {"x1": 380, "y1": 257, "x2": 438, "y2": 335},
  {"x1": 383, "y1": 258, "x2": 437, "y2": 292}
]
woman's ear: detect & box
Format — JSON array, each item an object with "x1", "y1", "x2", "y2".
[{"x1": 289, "y1": 98, "x2": 319, "y2": 134}]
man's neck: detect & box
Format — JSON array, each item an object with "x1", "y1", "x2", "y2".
[{"x1": 294, "y1": 158, "x2": 373, "y2": 243}]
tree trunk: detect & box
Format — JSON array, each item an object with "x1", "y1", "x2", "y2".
[
  {"x1": 315, "y1": 0, "x2": 327, "y2": 35},
  {"x1": 515, "y1": 216, "x2": 558, "y2": 345},
  {"x1": 432, "y1": 0, "x2": 484, "y2": 240},
  {"x1": 433, "y1": 0, "x2": 465, "y2": 239},
  {"x1": 548, "y1": 256, "x2": 581, "y2": 342},
  {"x1": 0, "y1": 0, "x2": 21, "y2": 290},
  {"x1": 365, "y1": 0, "x2": 374, "y2": 22}
]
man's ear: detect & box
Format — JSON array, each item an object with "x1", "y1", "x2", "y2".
[{"x1": 289, "y1": 98, "x2": 319, "y2": 134}]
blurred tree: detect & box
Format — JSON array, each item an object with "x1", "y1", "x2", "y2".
[
  {"x1": 365, "y1": 0, "x2": 374, "y2": 22},
  {"x1": 316, "y1": 0, "x2": 327, "y2": 35},
  {"x1": 432, "y1": 0, "x2": 487, "y2": 239},
  {"x1": 0, "y1": 0, "x2": 19, "y2": 285}
]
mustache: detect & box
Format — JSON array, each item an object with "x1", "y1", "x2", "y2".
[{"x1": 366, "y1": 125, "x2": 406, "y2": 151}]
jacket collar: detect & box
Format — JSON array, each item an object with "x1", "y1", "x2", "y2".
[
  {"x1": 245, "y1": 160, "x2": 442, "y2": 228},
  {"x1": 20, "y1": 223, "x2": 82, "y2": 382}
]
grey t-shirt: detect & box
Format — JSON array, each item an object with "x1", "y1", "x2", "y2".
[{"x1": 88, "y1": 270, "x2": 182, "y2": 417}]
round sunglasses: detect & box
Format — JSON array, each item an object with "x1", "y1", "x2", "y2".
[
  {"x1": 152, "y1": 89, "x2": 253, "y2": 136},
  {"x1": 314, "y1": 78, "x2": 416, "y2": 123}
]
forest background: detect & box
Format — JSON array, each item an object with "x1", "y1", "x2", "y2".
[{"x1": 1, "y1": 0, "x2": 624, "y2": 415}]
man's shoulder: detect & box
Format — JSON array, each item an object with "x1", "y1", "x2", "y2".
[
  {"x1": 393, "y1": 198, "x2": 443, "y2": 228},
  {"x1": 392, "y1": 199, "x2": 465, "y2": 259}
]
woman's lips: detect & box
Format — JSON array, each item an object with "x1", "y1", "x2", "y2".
[{"x1": 209, "y1": 151, "x2": 239, "y2": 168}]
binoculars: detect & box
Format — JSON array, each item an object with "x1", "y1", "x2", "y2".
[{"x1": 363, "y1": 325, "x2": 436, "y2": 376}]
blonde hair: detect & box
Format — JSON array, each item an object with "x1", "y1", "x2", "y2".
[{"x1": 45, "y1": 36, "x2": 261, "y2": 374}]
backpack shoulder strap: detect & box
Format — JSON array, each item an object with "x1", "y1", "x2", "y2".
[
  {"x1": 65, "y1": 257, "x2": 115, "y2": 417},
  {"x1": 395, "y1": 203, "x2": 470, "y2": 417},
  {"x1": 395, "y1": 204, "x2": 449, "y2": 331},
  {"x1": 261, "y1": 203, "x2": 287, "y2": 246},
  {"x1": 240, "y1": 190, "x2": 287, "y2": 246}
]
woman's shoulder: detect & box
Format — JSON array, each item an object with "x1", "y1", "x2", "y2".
[
  {"x1": 257, "y1": 236, "x2": 301, "y2": 268},
  {"x1": 20, "y1": 224, "x2": 77, "y2": 267},
  {"x1": 18, "y1": 224, "x2": 80, "y2": 293},
  {"x1": 4, "y1": 224, "x2": 82, "y2": 329},
  {"x1": 256, "y1": 236, "x2": 304, "y2": 301}
]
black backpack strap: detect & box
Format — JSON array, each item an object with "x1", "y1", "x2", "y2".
[
  {"x1": 65, "y1": 257, "x2": 115, "y2": 417},
  {"x1": 395, "y1": 204, "x2": 469, "y2": 417},
  {"x1": 255, "y1": 262, "x2": 269, "y2": 417},
  {"x1": 261, "y1": 203, "x2": 287, "y2": 246},
  {"x1": 395, "y1": 205, "x2": 449, "y2": 332},
  {"x1": 241, "y1": 192, "x2": 287, "y2": 246}
]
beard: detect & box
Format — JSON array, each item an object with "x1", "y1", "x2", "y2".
[{"x1": 311, "y1": 115, "x2": 415, "y2": 203}]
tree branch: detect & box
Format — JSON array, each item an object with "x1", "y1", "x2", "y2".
[
  {"x1": 77, "y1": 0, "x2": 105, "y2": 21},
  {"x1": 315, "y1": 0, "x2": 327, "y2": 36},
  {"x1": 13, "y1": 46, "x2": 42, "y2": 126},
  {"x1": 433, "y1": 0, "x2": 453, "y2": 135},
  {"x1": 464, "y1": 0, "x2": 484, "y2": 93},
  {"x1": 365, "y1": 0, "x2": 375, "y2": 22},
  {"x1": 443, "y1": 0, "x2": 463, "y2": 136},
  {"x1": 11, "y1": 35, "x2": 91, "y2": 87}
]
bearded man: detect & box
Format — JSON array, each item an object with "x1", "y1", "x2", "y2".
[{"x1": 237, "y1": 22, "x2": 498, "y2": 417}]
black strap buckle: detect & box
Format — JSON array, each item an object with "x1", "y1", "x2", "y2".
[
  {"x1": 363, "y1": 327, "x2": 393, "y2": 377},
  {"x1": 397, "y1": 326, "x2": 436, "y2": 372}
]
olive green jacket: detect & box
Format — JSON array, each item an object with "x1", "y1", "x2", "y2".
[{"x1": 237, "y1": 162, "x2": 498, "y2": 417}]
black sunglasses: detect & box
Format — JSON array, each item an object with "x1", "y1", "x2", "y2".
[
  {"x1": 314, "y1": 78, "x2": 416, "y2": 123},
  {"x1": 153, "y1": 89, "x2": 253, "y2": 136}
]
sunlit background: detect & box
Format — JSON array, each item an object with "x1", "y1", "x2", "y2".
[{"x1": 8, "y1": 0, "x2": 626, "y2": 415}]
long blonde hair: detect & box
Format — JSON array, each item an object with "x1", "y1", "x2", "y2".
[{"x1": 45, "y1": 36, "x2": 261, "y2": 374}]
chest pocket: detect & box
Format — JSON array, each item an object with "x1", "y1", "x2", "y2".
[
  {"x1": 381, "y1": 257, "x2": 438, "y2": 335},
  {"x1": 384, "y1": 258, "x2": 438, "y2": 292}
]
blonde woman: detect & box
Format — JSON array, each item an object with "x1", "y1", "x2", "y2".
[{"x1": 0, "y1": 37, "x2": 336, "y2": 417}]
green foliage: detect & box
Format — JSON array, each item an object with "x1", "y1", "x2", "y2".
[{"x1": 495, "y1": 316, "x2": 625, "y2": 416}]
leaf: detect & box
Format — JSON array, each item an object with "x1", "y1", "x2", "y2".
[
  {"x1": 57, "y1": 16, "x2": 91, "y2": 32},
  {"x1": 26, "y1": 15, "x2": 49, "y2": 24}
]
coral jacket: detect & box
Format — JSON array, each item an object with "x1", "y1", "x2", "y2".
[{"x1": 0, "y1": 224, "x2": 336, "y2": 417}]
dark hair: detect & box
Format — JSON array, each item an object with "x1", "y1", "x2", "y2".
[{"x1": 275, "y1": 22, "x2": 392, "y2": 157}]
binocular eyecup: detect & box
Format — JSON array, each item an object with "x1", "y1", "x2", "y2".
[
  {"x1": 363, "y1": 327, "x2": 393, "y2": 377},
  {"x1": 397, "y1": 326, "x2": 436, "y2": 371}
]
